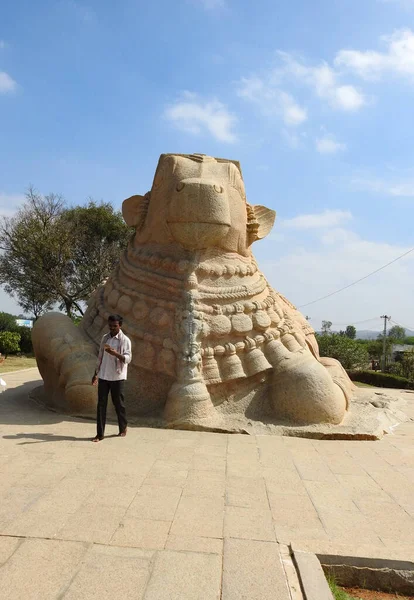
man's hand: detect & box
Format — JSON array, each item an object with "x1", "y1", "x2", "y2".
[
  {"x1": 104, "y1": 346, "x2": 117, "y2": 356},
  {"x1": 92, "y1": 374, "x2": 98, "y2": 386},
  {"x1": 104, "y1": 346, "x2": 124, "y2": 362}
]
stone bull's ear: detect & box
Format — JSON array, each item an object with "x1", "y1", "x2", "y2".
[
  {"x1": 122, "y1": 193, "x2": 150, "y2": 230},
  {"x1": 247, "y1": 204, "x2": 276, "y2": 245}
]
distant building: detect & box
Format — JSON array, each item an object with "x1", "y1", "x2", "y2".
[
  {"x1": 15, "y1": 319, "x2": 33, "y2": 329},
  {"x1": 391, "y1": 344, "x2": 414, "y2": 362}
]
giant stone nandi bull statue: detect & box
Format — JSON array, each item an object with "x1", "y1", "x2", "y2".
[{"x1": 33, "y1": 153, "x2": 354, "y2": 431}]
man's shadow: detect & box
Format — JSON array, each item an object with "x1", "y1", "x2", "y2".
[{"x1": 2, "y1": 432, "x2": 119, "y2": 445}]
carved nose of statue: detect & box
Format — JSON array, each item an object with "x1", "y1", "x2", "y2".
[
  {"x1": 171, "y1": 178, "x2": 231, "y2": 224},
  {"x1": 168, "y1": 177, "x2": 231, "y2": 249}
]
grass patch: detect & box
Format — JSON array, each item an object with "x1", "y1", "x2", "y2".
[
  {"x1": 0, "y1": 355, "x2": 37, "y2": 373},
  {"x1": 347, "y1": 370, "x2": 414, "y2": 390},
  {"x1": 326, "y1": 576, "x2": 413, "y2": 600},
  {"x1": 354, "y1": 381, "x2": 376, "y2": 388},
  {"x1": 328, "y1": 576, "x2": 362, "y2": 600}
]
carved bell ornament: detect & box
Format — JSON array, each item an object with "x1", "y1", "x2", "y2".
[
  {"x1": 218, "y1": 344, "x2": 246, "y2": 381},
  {"x1": 242, "y1": 337, "x2": 273, "y2": 377}
]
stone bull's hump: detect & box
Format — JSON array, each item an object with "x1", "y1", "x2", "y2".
[{"x1": 34, "y1": 153, "x2": 353, "y2": 431}]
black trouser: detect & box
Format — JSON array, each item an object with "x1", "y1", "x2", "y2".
[{"x1": 97, "y1": 379, "x2": 127, "y2": 438}]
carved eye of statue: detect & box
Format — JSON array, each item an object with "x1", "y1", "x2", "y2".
[
  {"x1": 176, "y1": 182, "x2": 185, "y2": 192},
  {"x1": 214, "y1": 184, "x2": 223, "y2": 194}
]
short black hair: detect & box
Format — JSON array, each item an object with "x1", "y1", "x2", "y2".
[{"x1": 108, "y1": 314, "x2": 123, "y2": 325}]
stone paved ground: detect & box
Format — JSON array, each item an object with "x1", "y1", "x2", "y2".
[{"x1": 0, "y1": 369, "x2": 413, "y2": 599}]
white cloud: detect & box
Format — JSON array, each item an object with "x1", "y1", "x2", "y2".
[
  {"x1": 280, "y1": 209, "x2": 352, "y2": 230},
  {"x1": 351, "y1": 176, "x2": 414, "y2": 197},
  {"x1": 315, "y1": 134, "x2": 346, "y2": 154},
  {"x1": 237, "y1": 77, "x2": 307, "y2": 126},
  {"x1": 256, "y1": 220, "x2": 414, "y2": 331},
  {"x1": 333, "y1": 85, "x2": 366, "y2": 110},
  {"x1": 164, "y1": 92, "x2": 237, "y2": 143},
  {"x1": 236, "y1": 49, "x2": 366, "y2": 143},
  {"x1": 0, "y1": 71, "x2": 17, "y2": 94},
  {"x1": 335, "y1": 29, "x2": 414, "y2": 81},
  {"x1": 279, "y1": 91, "x2": 307, "y2": 125},
  {"x1": 0, "y1": 41, "x2": 6, "y2": 49},
  {"x1": 320, "y1": 227, "x2": 359, "y2": 245},
  {"x1": 0, "y1": 193, "x2": 25, "y2": 218},
  {"x1": 388, "y1": 183, "x2": 414, "y2": 196},
  {"x1": 237, "y1": 77, "x2": 266, "y2": 103},
  {"x1": 278, "y1": 52, "x2": 367, "y2": 111}
]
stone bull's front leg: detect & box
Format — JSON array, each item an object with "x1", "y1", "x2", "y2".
[
  {"x1": 264, "y1": 334, "x2": 347, "y2": 425},
  {"x1": 32, "y1": 312, "x2": 98, "y2": 415},
  {"x1": 164, "y1": 354, "x2": 219, "y2": 428},
  {"x1": 163, "y1": 296, "x2": 221, "y2": 429}
]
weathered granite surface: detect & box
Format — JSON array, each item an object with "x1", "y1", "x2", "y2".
[{"x1": 33, "y1": 153, "x2": 355, "y2": 432}]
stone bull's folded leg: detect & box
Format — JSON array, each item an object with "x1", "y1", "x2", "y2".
[
  {"x1": 263, "y1": 333, "x2": 347, "y2": 425},
  {"x1": 32, "y1": 312, "x2": 98, "y2": 415}
]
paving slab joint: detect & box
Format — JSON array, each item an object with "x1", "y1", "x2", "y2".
[
  {"x1": 0, "y1": 536, "x2": 25, "y2": 568},
  {"x1": 291, "y1": 547, "x2": 334, "y2": 600},
  {"x1": 279, "y1": 544, "x2": 304, "y2": 600},
  {"x1": 48, "y1": 540, "x2": 91, "y2": 600}
]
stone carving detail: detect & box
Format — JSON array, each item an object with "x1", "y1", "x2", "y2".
[{"x1": 32, "y1": 153, "x2": 354, "y2": 431}]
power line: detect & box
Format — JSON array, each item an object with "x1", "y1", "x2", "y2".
[
  {"x1": 330, "y1": 317, "x2": 383, "y2": 327},
  {"x1": 389, "y1": 318, "x2": 414, "y2": 332},
  {"x1": 298, "y1": 246, "x2": 414, "y2": 309}
]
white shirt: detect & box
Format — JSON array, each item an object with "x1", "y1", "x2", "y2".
[{"x1": 96, "y1": 331, "x2": 132, "y2": 381}]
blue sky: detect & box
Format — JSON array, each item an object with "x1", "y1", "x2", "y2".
[{"x1": 1, "y1": 0, "x2": 414, "y2": 332}]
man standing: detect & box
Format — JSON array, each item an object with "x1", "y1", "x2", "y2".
[{"x1": 92, "y1": 314, "x2": 132, "y2": 442}]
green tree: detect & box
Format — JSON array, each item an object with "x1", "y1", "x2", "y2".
[
  {"x1": 321, "y1": 320, "x2": 332, "y2": 336},
  {"x1": 17, "y1": 326, "x2": 33, "y2": 354},
  {"x1": 404, "y1": 336, "x2": 414, "y2": 345},
  {"x1": 316, "y1": 333, "x2": 369, "y2": 370},
  {"x1": 345, "y1": 325, "x2": 356, "y2": 339},
  {"x1": 0, "y1": 312, "x2": 19, "y2": 332},
  {"x1": 14, "y1": 284, "x2": 55, "y2": 321},
  {"x1": 0, "y1": 188, "x2": 67, "y2": 318},
  {"x1": 59, "y1": 200, "x2": 132, "y2": 316},
  {"x1": 367, "y1": 339, "x2": 385, "y2": 360},
  {"x1": 401, "y1": 352, "x2": 414, "y2": 380},
  {"x1": 376, "y1": 332, "x2": 396, "y2": 369},
  {"x1": 0, "y1": 189, "x2": 132, "y2": 318},
  {"x1": 0, "y1": 331, "x2": 21, "y2": 357},
  {"x1": 388, "y1": 325, "x2": 406, "y2": 341},
  {"x1": 387, "y1": 351, "x2": 414, "y2": 381}
]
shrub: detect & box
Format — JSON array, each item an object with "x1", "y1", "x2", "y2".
[
  {"x1": 316, "y1": 334, "x2": 369, "y2": 370},
  {"x1": 0, "y1": 312, "x2": 19, "y2": 333},
  {"x1": 347, "y1": 369, "x2": 414, "y2": 389},
  {"x1": 0, "y1": 331, "x2": 21, "y2": 357},
  {"x1": 387, "y1": 352, "x2": 414, "y2": 381},
  {"x1": 17, "y1": 326, "x2": 33, "y2": 354}
]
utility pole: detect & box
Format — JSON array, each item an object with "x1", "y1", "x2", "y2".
[{"x1": 380, "y1": 315, "x2": 391, "y2": 371}]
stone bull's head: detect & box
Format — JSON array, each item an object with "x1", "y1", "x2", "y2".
[{"x1": 122, "y1": 153, "x2": 276, "y2": 256}]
